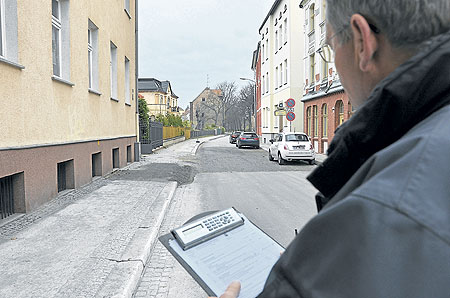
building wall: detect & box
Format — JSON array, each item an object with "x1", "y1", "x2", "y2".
[
  {"x1": 256, "y1": 48, "x2": 262, "y2": 136},
  {"x1": 259, "y1": 0, "x2": 305, "y2": 144},
  {"x1": 0, "y1": 0, "x2": 137, "y2": 213},
  {"x1": 190, "y1": 88, "x2": 222, "y2": 130},
  {"x1": 303, "y1": 91, "x2": 351, "y2": 153}
]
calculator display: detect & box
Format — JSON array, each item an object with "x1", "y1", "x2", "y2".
[{"x1": 183, "y1": 224, "x2": 203, "y2": 236}]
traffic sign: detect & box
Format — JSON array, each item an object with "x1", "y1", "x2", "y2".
[
  {"x1": 286, "y1": 112, "x2": 296, "y2": 121},
  {"x1": 286, "y1": 98, "x2": 296, "y2": 108},
  {"x1": 274, "y1": 109, "x2": 287, "y2": 116}
]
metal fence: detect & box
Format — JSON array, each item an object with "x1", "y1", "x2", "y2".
[
  {"x1": 0, "y1": 175, "x2": 14, "y2": 219},
  {"x1": 139, "y1": 118, "x2": 163, "y2": 154}
]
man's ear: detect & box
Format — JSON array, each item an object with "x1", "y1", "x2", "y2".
[{"x1": 350, "y1": 14, "x2": 378, "y2": 72}]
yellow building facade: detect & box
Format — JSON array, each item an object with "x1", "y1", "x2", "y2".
[
  {"x1": 0, "y1": 0, "x2": 137, "y2": 215},
  {"x1": 138, "y1": 78, "x2": 179, "y2": 117}
]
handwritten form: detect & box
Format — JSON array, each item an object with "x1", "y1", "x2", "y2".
[{"x1": 169, "y1": 216, "x2": 284, "y2": 298}]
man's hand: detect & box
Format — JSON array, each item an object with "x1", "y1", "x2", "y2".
[{"x1": 209, "y1": 281, "x2": 241, "y2": 298}]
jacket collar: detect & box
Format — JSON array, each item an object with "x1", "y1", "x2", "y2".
[{"x1": 307, "y1": 30, "x2": 450, "y2": 200}]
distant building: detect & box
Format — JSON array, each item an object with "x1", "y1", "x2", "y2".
[
  {"x1": 299, "y1": 0, "x2": 352, "y2": 154},
  {"x1": 138, "y1": 78, "x2": 179, "y2": 117},
  {"x1": 190, "y1": 88, "x2": 223, "y2": 130},
  {"x1": 259, "y1": 0, "x2": 306, "y2": 144},
  {"x1": 0, "y1": 0, "x2": 137, "y2": 215},
  {"x1": 181, "y1": 107, "x2": 190, "y2": 122}
]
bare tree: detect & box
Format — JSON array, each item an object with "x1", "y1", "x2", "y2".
[{"x1": 216, "y1": 81, "x2": 239, "y2": 130}]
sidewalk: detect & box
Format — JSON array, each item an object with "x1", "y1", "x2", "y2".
[
  {"x1": 0, "y1": 135, "x2": 220, "y2": 298},
  {"x1": 259, "y1": 142, "x2": 327, "y2": 164}
]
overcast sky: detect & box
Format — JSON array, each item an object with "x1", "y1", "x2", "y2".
[{"x1": 138, "y1": 0, "x2": 274, "y2": 110}]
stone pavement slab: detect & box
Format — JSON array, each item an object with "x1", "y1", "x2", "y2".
[{"x1": 0, "y1": 178, "x2": 177, "y2": 298}]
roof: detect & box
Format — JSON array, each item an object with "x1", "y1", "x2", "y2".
[
  {"x1": 259, "y1": 0, "x2": 282, "y2": 33},
  {"x1": 138, "y1": 78, "x2": 178, "y2": 98}
]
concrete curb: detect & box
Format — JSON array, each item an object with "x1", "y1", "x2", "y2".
[
  {"x1": 192, "y1": 134, "x2": 226, "y2": 155},
  {"x1": 97, "y1": 181, "x2": 178, "y2": 298}
]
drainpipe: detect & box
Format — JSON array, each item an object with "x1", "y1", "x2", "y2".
[{"x1": 134, "y1": 0, "x2": 140, "y2": 161}]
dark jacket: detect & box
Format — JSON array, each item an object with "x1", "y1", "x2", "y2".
[{"x1": 258, "y1": 31, "x2": 450, "y2": 298}]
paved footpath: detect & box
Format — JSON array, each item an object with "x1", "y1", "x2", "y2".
[{"x1": 0, "y1": 136, "x2": 220, "y2": 298}]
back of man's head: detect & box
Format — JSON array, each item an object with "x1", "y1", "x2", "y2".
[{"x1": 326, "y1": 0, "x2": 450, "y2": 50}]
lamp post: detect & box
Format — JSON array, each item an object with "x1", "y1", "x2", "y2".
[{"x1": 240, "y1": 77, "x2": 256, "y2": 132}]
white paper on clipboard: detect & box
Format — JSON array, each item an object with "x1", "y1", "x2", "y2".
[{"x1": 168, "y1": 215, "x2": 284, "y2": 298}]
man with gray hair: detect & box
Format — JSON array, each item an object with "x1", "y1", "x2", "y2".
[{"x1": 215, "y1": 0, "x2": 450, "y2": 297}]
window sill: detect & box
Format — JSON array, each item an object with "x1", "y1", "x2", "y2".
[
  {"x1": 125, "y1": 102, "x2": 132, "y2": 106},
  {"x1": 88, "y1": 88, "x2": 102, "y2": 96},
  {"x1": 0, "y1": 57, "x2": 25, "y2": 69},
  {"x1": 279, "y1": 47, "x2": 282, "y2": 51},
  {"x1": 124, "y1": 8, "x2": 132, "y2": 19},
  {"x1": 275, "y1": 51, "x2": 278, "y2": 54},
  {"x1": 284, "y1": 82, "x2": 288, "y2": 85},
  {"x1": 52, "y1": 75, "x2": 75, "y2": 87},
  {"x1": 110, "y1": 97, "x2": 119, "y2": 102},
  {"x1": 284, "y1": 41, "x2": 287, "y2": 45}
]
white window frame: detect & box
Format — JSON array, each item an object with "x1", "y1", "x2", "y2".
[
  {"x1": 88, "y1": 19, "x2": 99, "y2": 92},
  {"x1": 275, "y1": 30, "x2": 278, "y2": 52},
  {"x1": 110, "y1": 42, "x2": 118, "y2": 100},
  {"x1": 125, "y1": 56, "x2": 130, "y2": 105},
  {"x1": 284, "y1": 59, "x2": 288, "y2": 85},
  {"x1": 262, "y1": 75, "x2": 265, "y2": 95},
  {"x1": 284, "y1": 19, "x2": 288, "y2": 44},
  {"x1": 266, "y1": 72, "x2": 269, "y2": 93},
  {"x1": 0, "y1": 0, "x2": 6, "y2": 58},
  {"x1": 280, "y1": 63, "x2": 283, "y2": 87},
  {"x1": 275, "y1": 66, "x2": 278, "y2": 89},
  {"x1": 52, "y1": 0, "x2": 62, "y2": 77},
  {"x1": 279, "y1": 25, "x2": 282, "y2": 48},
  {"x1": 265, "y1": 39, "x2": 268, "y2": 60}
]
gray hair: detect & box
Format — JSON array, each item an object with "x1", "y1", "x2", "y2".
[{"x1": 326, "y1": 0, "x2": 450, "y2": 48}]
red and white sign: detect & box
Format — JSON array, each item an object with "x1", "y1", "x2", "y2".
[
  {"x1": 286, "y1": 98, "x2": 295, "y2": 108},
  {"x1": 286, "y1": 112, "x2": 296, "y2": 121}
]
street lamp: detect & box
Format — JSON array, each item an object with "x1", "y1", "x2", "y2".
[{"x1": 240, "y1": 77, "x2": 256, "y2": 132}]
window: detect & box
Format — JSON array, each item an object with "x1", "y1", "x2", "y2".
[
  {"x1": 321, "y1": 58, "x2": 328, "y2": 80},
  {"x1": 266, "y1": 72, "x2": 269, "y2": 93},
  {"x1": 160, "y1": 95, "x2": 163, "y2": 104},
  {"x1": 307, "y1": 107, "x2": 312, "y2": 136},
  {"x1": 125, "y1": 57, "x2": 130, "y2": 105},
  {"x1": 262, "y1": 44, "x2": 265, "y2": 61},
  {"x1": 52, "y1": 0, "x2": 61, "y2": 76},
  {"x1": 336, "y1": 100, "x2": 344, "y2": 126},
  {"x1": 261, "y1": 76, "x2": 266, "y2": 94},
  {"x1": 309, "y1": 4, "x2": 315, "y2": 32},
  {"x1": 52, "y1": 0, "x2": 70, "y2": 80},
  {"x1": 322, "y1": 104, "x2": 328, "y2": 137},
  {"x1": 284, "y1": 19, "x2": 288, "y2": 44},
  {"x1": 310, "y1": 54, "x2": 315, "y2": 85},
  {"x1": 124, "y1": 0, "x2": 130, "y2": 14},
  {"x1": 279, "y1": 25, "x2": 283, "y2": 47},
  {"x1": 275, "y1": 31, "x2": 278, "y2": 52},
  {"x1": 265, "y1": 39, "x2": 268, "y2": 60},
  {"x1": 322, "y1": 0, "x2": 326, "y2": 21},
  {"x1": 275, "y1": 67, "x2": 278, "y2": 88},
  {"x1": 202, "y1": 97, "x2": 205, "y2": 102},
  {"x1": 88, "y1": 20, "x2": 99, "y2": 91},
  {"x1": 313, "y1": 105, "x2": 318, "y2": 137},
  {"x1": 284, "y1": 59, "x2": 288, "y2": 85},
  {"x1": 110, "y1": 42, "x2": 118, "y2": 100},
  {"x1": 280, "y1": 63, "x2": 283, "y2": 87}
]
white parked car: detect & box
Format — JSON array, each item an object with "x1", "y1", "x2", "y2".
[{"x1": 268, "y1": 133, "x2": 315, "y2": 165}]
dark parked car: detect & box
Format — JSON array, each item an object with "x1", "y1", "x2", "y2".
[
  {"x1": 229, "y1": 131, "x2": 242, "y2": 144},
  {"x1": 236, "y1": 132, "x2": 260, "y2": 149}
]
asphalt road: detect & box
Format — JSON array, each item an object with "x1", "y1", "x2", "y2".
[{"x1": 195, "y1": 137, "x2": 318, "y2": 247}]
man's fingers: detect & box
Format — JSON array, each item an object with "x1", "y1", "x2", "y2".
[{"x1": 219, "y1": 281, "x2": 241, "y2": 298}]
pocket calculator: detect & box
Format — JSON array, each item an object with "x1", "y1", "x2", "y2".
[{"x1": 171, "y1": 208, "x2": 245, "y2": 250}]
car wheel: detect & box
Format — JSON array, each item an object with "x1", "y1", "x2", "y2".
[
  {"x1": 278, "y1": 153, "x2": 285, "y2": 165},
  {"x1": 235, "y1": 143, "x2": 238, "y2": 147},
  {"x1": 309, "y1": 159, "x2": 315, "y2": 165},
  {"x1": 238, "y1": 144, "x2": 242, "y2": 149},
  {"x1": 268, "y1": 150, "x2": 274, "y2": 161},
  {"x1": 255, "y1": 146, "x2": 260, "y2": 149}
]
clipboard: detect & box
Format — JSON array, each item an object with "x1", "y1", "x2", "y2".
[{"x1": 159, "y1": 208, "x2": 284, "y2": 298}]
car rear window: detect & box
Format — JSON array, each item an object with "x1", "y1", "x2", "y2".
[
  {"x1": 242, "y1": 133, "x2": 258, "y2": 138},
  {"x1": 286, "y1": 134, "x2": 309, "y2": 142}
]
